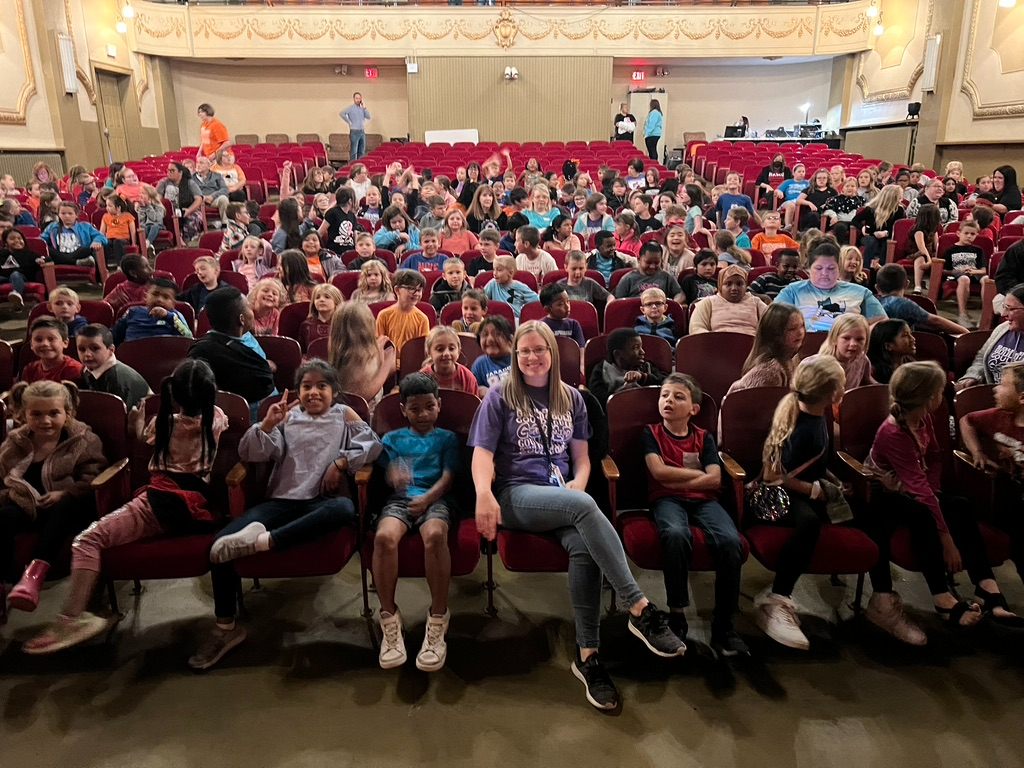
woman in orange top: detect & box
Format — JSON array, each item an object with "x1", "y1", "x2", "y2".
[
  {"x1": 99, "y1": 195, "x2": 136, "y2": 266},
  {"x1": 197, "y1": 103, "x2": 231, "y2": 160},
  {"x1": 114, "y1": 168, "x2": 145, "y2": 206}
]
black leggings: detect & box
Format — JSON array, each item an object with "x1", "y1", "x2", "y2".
[
  {"x1": 759, "y1": 495, "x2": 828, "y2": 597},
  {"x1": 994, "y1": 477, "x2": 1024, "y2": 581},
  {"x1": 0, "y1": 498, "x2": 96, "y2": 583},
  {"x1": 857, "y1": 492, "x2": 994, "y2": 595},
  {"x1": 48, "y1": 246, "x2": 93, "y2": 266},
  {"x1": 645, "y1": 136, "x2": 660, "y2": 161}
]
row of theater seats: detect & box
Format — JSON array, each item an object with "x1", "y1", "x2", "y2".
[{"x1": 8, "y1": 365, "x2": 1009, "y2": 631}]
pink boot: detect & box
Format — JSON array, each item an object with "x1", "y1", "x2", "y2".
[{"x1": 8, "y1": 560, "x2": 49, "y2": 612}]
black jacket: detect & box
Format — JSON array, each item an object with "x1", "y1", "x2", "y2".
[
  {"x1": 996, "y1": 240, "x2": 1024, "y2": 295},
  {"x1": 188, "y1": 331, "x2": 275, "y2": 405}
]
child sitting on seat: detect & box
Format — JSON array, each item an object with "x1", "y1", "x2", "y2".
[
  {"x1": 750, "y1": 212, "x2": 799, "y2": 265},
  {"x1": 76, "y1": 324, "x2": 151, "y2": 409},
  {"x1": 400, "y1": 227, "x2": 446, "y2": 274},
  {"x1": 749, "y1": 248, "x2": 800, "y2": 303},
  {"x1": 47, "y1": 286, "x2": 88, "y2": 338},
  {"x1": 724, "y1": 208, "x2": 752, "y2": 250},
  {"x1": 248, "y1": 277, "x2": 286, "y2": 336},
  {"x1": 961, "y1": 360, "x2": 1024, "y2": 487},
  {"x1": 635, "y1": 287, "x2": 679, "y2": 343},
  {"x1": 539, "y1": 283, "x2": 585, "y2": 348},
  {"x1": 299, "y1": 283, "x2": 343, "y2": 352},
  {"x1": 439, "y1": 208, "x2": 478, "y2": 257},
  {"x1": 190, "y1": 361, "x2": 382, "y2": 670},
  {"x1": 374, "y1": 373, "x2": 460, "y2": 672},
  {"x1": 23, "y1": 360, "x2": 229, "y2": 655},
  {"x1": 587, "y1": 230, "x2": 633, "y2": 284},
  {"x1": 347, "y1": 232, "x2": 382, "y2": 272},
  {"x1": 514, "y1": 225, "x2": 558, "y2": 281},
  {"x1": 679, "y1": 249, "x2": 719, "y2": 306},
  {"x1": 349, "y1": 260, "x2": 394, "y2": 304},
  {"x1": 941, "y1": 219, "x2": 986, "y2": 328},
  {"x1": 112, "y1": 277, "x2": 193, "y2": 345},
  {"x1": 587, "y1": 327, "x2": 666, "y2": 407},
  {"x1": 376, "y1": 269, "x2": 430, "y2": 362},
  {"x1": 0, "y1": 381, "x2": 106, "y2": 619},
  {"x1": 644, "y1": 373, "x2": 746, "y2": 657},
  {"x1": 616, "y1": 241, "x2": 683, "y2": 301},
  {"x1": 21, "y1": 317, "x2": 84, "y2": 384},
  {"x1": 232, "y1": 236, "x2": 275, "y2": 291},
  {"x1": 483, "y1": 255, "x2": 539, "y2": 319},
  {"x1": 279, "y1": 250, "x2": 318, "y2": 305},
  {"x1": 219, "y1": 202, "x2": 250, "y2": 254},
  {"x1": 874, "y1": 263, "x2": 969, "y2": 335},
  {"x1": 430, "y1": 258, "x2": 472, "y2": 313},
  {"x1": 561, "y1": 249, "x2": 613, "y2": 306},
  {"x1": 103, "y1": 254, "x2": 154, "y2": 315},
  {"x1": 179, "y1": 256, "x2": 228, "y2": 313},
  {"x1": 467, "y1": 229, "x2": 501, "y2": 276},
  {"x1": 472, "y1": 316, "x2": 513, "y2": 395},
  {"x1": 99, "y1": 194, "x2": 136, "y2": 267},
  {"x1": 41, "y1": 201, "x2": 106, "y2": 267},
  {"x1": 838, "y1": 245, "x2": 869, "y2": 287},
  {"x1": 419, "y1": 325, "x2": 478, "y2": 396}
]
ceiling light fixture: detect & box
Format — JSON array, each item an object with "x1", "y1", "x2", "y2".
[{"x1": 866, "y1": 1, "x2": 879, "y2": 18}]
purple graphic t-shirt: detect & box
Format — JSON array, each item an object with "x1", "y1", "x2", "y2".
[{"x1": 469, "y1": 382, "x2": 591, "y2": 493}]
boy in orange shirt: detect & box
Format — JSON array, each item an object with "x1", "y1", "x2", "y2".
[
  {"x1": 750, "y1": 211, "x2": 799, "y2": 265},
  {"x1": 375, "y1": 269, "x2": 430, "y2": 365}
]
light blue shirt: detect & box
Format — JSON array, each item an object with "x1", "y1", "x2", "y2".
[
  {"x1": 340, "y1": 104, "x2": 371, "y2": 131},
  {"x1": 645, "y1": 110, "x2": 663, "y2": 138},
  {"x1": 776, "y1": 279, "x2": 887, "y2": 332}
]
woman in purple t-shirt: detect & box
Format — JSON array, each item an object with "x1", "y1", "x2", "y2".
[{"x1": 468, "y1": 321, "x2": 683, "y2": 711}]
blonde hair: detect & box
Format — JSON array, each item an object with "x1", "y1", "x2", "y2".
[
  {"x1": 248, "y1": 277, "x2": 287, "y2": 309},
  {"x1": 424, "y1": 324, "x2": 461, "y2": 366},
  {"x1": 193, "y1": 255, "x2": 218, "y2": 269},
  {"x1": 494, "y1": 255, "x2": 517, "y2": 273},
  {"x1": 839, "y1": 245, "x2": 867, "y2": 283},
  {"x1": 141, "y1": 184, "x2": 160, "y2": 203},
  {"x1": 503, "y1": 321, "x2": 572, "y2": 419},
  {"x1": 714, "y1": 230, "x2": 751, "y2": 266},
  {"x1": 48, "y1": 286, "x2": 80, "y2": 304},
  {"x1": 866, "y1": 185, "x2": 903, "y2": 230},
  {"x1": 1003, "y1": 361, "x2": 1024, "y2": 394},
  {"x1": 888, "y1": 361, "x2": 946, "y2": 431},
  {"x1": 818, "y1": 313, "x2": 870, "y2": 359},
  {"x1": 763, "y1": 356, "x2": 845, "y2": 474},
  {"x1": 442, "y1": 209, "x2": 466, "y2": 237},
  {"x1": 329, "y1": 302, "x2": 381, "y2": 393},
  {"x1": 355, "y1": 259, "x2": 393, "y2": 299},
  {"x1": 308, "y1": 283, "x2": 344, "y2": 319},
  {"x1": 11, "y1": 380, "x2": 80, "y2": 419},
  {"x1": 641, "y1": 287, "x2": 666, "y2": 303},
  {"x1": 943, "y1": 161, "x2": 964, "y2": 175},
  {"x1": 239, "y1": 235, "x2": 270, "y2": 261}
]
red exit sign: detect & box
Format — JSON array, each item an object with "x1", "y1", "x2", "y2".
[
  {"x1": 365, "y1": 67, "x2": 379, "y2": 80},
  {"x1": 631, "y1": 70, "x2": 645, "y2": 82}
]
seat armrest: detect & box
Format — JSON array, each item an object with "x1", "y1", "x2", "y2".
[
  {"x1": 832, "y1": 451, "x2": 873, "y2": 502},
  {"x1": 91, "y1": 458, "x2": 131, "y2": 514},
  {"x1": 225, "y1": 462, "x2": 249, "y2": 519},
  {"x1": 41, "y1": 262, "x2": 57, "y2": 294},
  {"x1": 980, "y1": 277, "x2": 996, "y2": 331},
  {"x1": 225, "y1": 462, "x2": 247, "y2": 487},
  {"x1": 601, "y1": 456, "x2": 619, "y2": 482},
  {"x1": 720, "y1": 453, "x2": 746, "y2": 481},
  {"x1": 719, "y1": 452, "x2": 748, "y2": 527}
]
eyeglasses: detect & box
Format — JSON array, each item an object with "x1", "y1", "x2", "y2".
[
  {"x1": 643, "y1": 301, "x2": 667, "y2": 308},
  {"x1": 397, "y1": 285, "x2": 423, "y2": 294},
  {"x1": 516, "y1": 346, "x2": 550, "y2": 358},
  {"x1": 1004, "y1": 304, "x2": 1024, "y2": 314}
]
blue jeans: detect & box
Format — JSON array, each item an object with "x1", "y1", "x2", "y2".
[
  {"x1": 146, "y1": 224, "x2": 163, "y2": 245},
  {"x1": 498, "y1": 483, "x2": 645, "y2": 649},
  {"x1": 650, "y1": 497, "x2": 742, "y2": 628},
  {"x1": 8, "y1": 270, "x2": 26, "y2": 295},
  {"x1": 210, "y1": 496, "x2": 357, "y2": 619},
  {"x1": 349, "y1": 130, "x2": 366, "y2": 161}
]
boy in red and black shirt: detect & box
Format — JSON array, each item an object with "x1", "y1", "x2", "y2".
[{"x1": 642, "y1": 373, "x2": 746, "y2": 658}]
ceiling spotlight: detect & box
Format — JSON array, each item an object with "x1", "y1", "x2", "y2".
[
  {"x1": 999, "y1": 0, "x2": 1016, "y2": 8},
  {"x1": 866, "y1": 1, "x2": 879, "y2": 18},
  {"x1": 116, "y1": 20, "x2": 128, "y2": 34},
  {"x1": 122, "y1": 3, "x2": 135, "y2": 19},
  {"x1": 874, "y1": 14, "x2": 885, "y2": 36}
]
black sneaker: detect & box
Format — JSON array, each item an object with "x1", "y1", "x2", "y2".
[
  {"x1": 571, "y1": 651, "x2": 619, "y2": 710},
  {"x1": 710, "y1": 628, "x2": 750, "y2": 659},
  {"x1": 667, "y1": 612, "x2": 689, "y2": 643},
  {"x1": 628, "y1": 603, "x2": 686, "y2": 657}
]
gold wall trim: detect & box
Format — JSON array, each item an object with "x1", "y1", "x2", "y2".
[
  {"x1": 128, "y1": 0, "x2": 875, "y2": 58},
  {"x1": 855, "y1": 0, "x2": 933, "y2": 104},
  {"x1": 63, "y1": 0, "x2": 96, "y2": 105},
  {"x1": 0, "y1": 0, "x2": 38, "y2": 126},
  {"x1": 135, "y1": 52, "x2": 149, "y2": 103},
  {"x1": 960, "y1": 0, "x2": 1024, "y2": 119}
]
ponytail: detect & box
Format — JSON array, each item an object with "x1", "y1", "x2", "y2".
[{"x1": 763, "y1": 392, "x2": 801, "y2": 475}]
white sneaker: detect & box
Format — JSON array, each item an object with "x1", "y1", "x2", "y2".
[
  {"x1": 754, "y1": 589, "x2": 810, "y2": 650},
  {"x1": 958, "y1": 314, "x2": 973, "y2": 328},
  {"x1": 416, "y1": 609, "x2": 450, "y2": 672},
  {"x1": 378, "y1": 610, "x2": 406, "y2": 669},
  {"x1": 7, "y1": 291, "x2": 23, "y2": 309},
  {"x1": 866, "y1": 592, "x2": 927, "y2": 646}
]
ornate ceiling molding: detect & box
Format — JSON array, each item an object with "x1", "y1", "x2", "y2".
[
  {"x1": 128, "y1": 0, "x2": 874, "y2": 57},
  {"x1": 0, "y1": 0, "x2": 38, "y2": 126},
  {"x1": 960, "y1": 0, "x2": 1024, "y2": 119},
  {"x1": 855, "y1": 0, "x2": 933, "y2": 104}
]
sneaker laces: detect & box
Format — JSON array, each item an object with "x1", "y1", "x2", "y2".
[
  {"x1": 424, "y1": 618, "x2": 444, "y2": 649},
  {"x1": 775, "y1": 598, "x2": 802, "y2": 630},
  {"x1": 381, "y1": 618, "x2": 402, "y2": 650}
]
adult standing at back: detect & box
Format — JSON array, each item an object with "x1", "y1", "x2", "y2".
[
  {"x1": 614, "y1": 103, "x2": 636, "y2": 144},
  {"x1": 197, "y1": 103, "x2": 231, "y2": 162},
  {"x1": 340, "y1": 92, "x2": 372, "y2": 162},
  {"x1": 643, "y1": 100, "x2": 663, "y2": 161}
]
